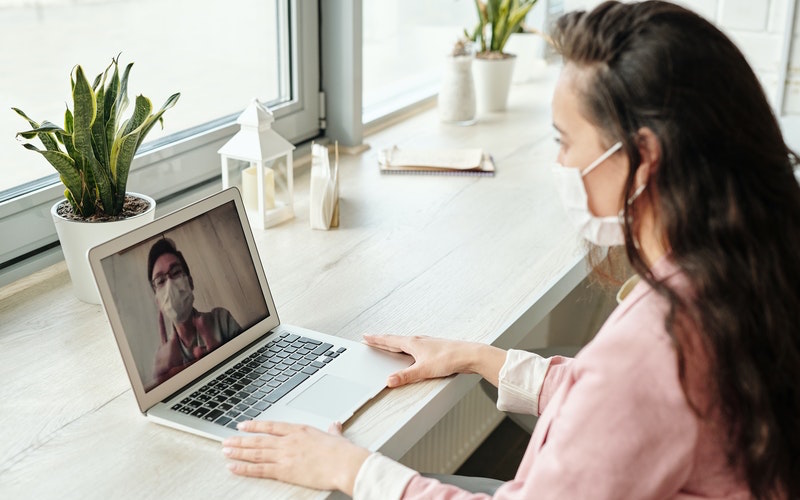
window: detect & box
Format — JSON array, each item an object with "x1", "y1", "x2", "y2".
[
  {"x1": 361, "y1": 0, "x2": 476, "y2": 122},
  {"x1": 0, "y1": 0, "x2": 319, "y2": 283}
]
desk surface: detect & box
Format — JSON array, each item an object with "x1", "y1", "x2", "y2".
[{"x1": 0, "y1": 67, "x2": 589, "y2": 499}]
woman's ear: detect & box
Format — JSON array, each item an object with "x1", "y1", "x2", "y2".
[{"x1": 634, "y1": 127, "x2": 661, "y2": 188}]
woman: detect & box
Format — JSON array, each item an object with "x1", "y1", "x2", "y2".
[{"x1": 221, "y1": 1, "x2": 800, "y2": 498}]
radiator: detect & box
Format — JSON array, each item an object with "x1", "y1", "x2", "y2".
[{"x1": 398, "y1": 383, "x2": 506, "y2": 474}]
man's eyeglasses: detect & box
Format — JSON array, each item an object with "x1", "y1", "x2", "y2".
[{"x1": 151, "y1": 265, "x2": 187, "y2": 289}]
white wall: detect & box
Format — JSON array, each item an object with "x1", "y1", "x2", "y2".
[
  {"x1": 558, "y1": 0, "x2": 800, "y2": 148},
  {"x1": 560, "y1": 1, "x2": 794, "y2": 111}
]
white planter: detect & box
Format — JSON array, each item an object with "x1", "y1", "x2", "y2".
[
  {"x1": 472, "y1": 55, "x2": 516, "y2": 113},
  {"x1": 51, "y1": 192, "x2": 156, "y2": 304}
]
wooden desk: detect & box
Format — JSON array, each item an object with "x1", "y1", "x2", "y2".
[{"x1": 0, "y1": 67, "x2": 590, "y2": 499}]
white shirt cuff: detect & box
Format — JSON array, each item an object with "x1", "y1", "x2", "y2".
[
  {"x1": 496, "y1": 349, "x2": 552, "y2": 415},
  {"x1": 353, "y1": 452, "x2": 418, "y2": 500}
]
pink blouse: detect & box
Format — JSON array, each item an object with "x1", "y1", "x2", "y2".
[{"x1": 353, "y1": 257, "x2": 750, "y2": 499}]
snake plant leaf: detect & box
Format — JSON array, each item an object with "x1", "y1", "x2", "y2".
[
  {"x1": 104, "y1": 61, "x2": 121, "y2": 150},
  {"x1": 23, "y1": 144, "x2": 91, "y2": 215},
  {"x1": 17, "y1": 122, "x2": 66, "y2": 135},
  {"x1": 92, "y1": 62, "x2": 114, "y2": 171},
  {"x1": 496, "y1": 0, "x2": 536, "y2": 51},
  {"x1": 12, "y1": 107, "x2": 60, "y2": 152},
  {"x1": 486, "y1": 0, "x2": 500, "y2": 50},
  {"x1": 64, "y1": 106, "x2": 73, "y2": 135},
  {"x1": 109, "y1": 128, "x2": 141, "y2": 212},
  {"x1": 61, "y1": 108, "x2": 78, "y2": 158},
  {"x1": 92, "y1": 72, "x2": 102, "y2": 91},
  {"x1": 492, "y1": 0, "x2": 511, "y2": 51},
  {"x1": 134, "y1": 92, "x2": 180, "y2": 151},
  {"x1": 118, "y1": 62, "x2": 133, "y2": 118},
  {"x1": 121, "y1": 94, "x2": 152, "y2": 138},
  {"x1": 72, "y1": 65, "x2": 114, "y2": 213}
]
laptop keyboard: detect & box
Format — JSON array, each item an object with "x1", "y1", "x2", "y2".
[{"x1": 169, "y1": 332, "x2": 346, "y2": 429}]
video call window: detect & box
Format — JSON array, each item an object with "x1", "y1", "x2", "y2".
[{"x1": 100, "y1": 202, "x2": 269, "y2": 391}]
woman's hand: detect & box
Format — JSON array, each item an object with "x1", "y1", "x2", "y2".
[
  {"x1": 362, "y1": 334, "x2": 507, "y2": 387},
  {"x1": 223, "y1": 420, "x2": 370, "y2": 495}
]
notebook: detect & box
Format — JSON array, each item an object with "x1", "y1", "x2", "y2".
[
  {"x1": 88, "y1": 187, "x2": 412, "y2": 441},
  {"x1": 378, "y1": 146, "x2": 496, "y2": 177}
]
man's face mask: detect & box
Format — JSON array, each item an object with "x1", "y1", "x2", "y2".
[
  {"x1": 155, "y1": 272, "x2": 194, "y2": 324},
  {"x1": 550, "y1": 141, "x2": 644, "y2": 246}
]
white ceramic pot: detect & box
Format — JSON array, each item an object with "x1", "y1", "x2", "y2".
[
  {"x1": 472, "y1": 54, "x2": 516, "y2": 113},
  {"x1": 51, "y1": 192, "x2": 156, "y2": 304}
]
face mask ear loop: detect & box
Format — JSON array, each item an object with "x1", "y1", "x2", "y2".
[
  {"x1": 619, "y1": 181, "x2": 647, "y2": 250},
  {"x1": 580, "y1": 141, "x2": 623, "y2": 178}
]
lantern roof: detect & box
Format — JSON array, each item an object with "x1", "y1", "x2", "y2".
[{"x1": 217, "y1": 98, "x2": 295, "y2": 162}]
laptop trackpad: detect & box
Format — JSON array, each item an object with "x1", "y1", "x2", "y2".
[{"x1": 287, "y1": 374, "x2": 369, "y2": 420}]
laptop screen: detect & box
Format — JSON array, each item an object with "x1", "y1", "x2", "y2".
[{"x1": 99, "y1": 200, "x2": 269, "y2": 392}]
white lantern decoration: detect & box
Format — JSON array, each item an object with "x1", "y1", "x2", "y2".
[{"x1": 218, "y1": 98, "x2": 295, "y2": 228}]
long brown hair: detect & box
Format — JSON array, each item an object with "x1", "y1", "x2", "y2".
[{"x1": 552, "y1": 2, "x2": 800, "y2": 498}]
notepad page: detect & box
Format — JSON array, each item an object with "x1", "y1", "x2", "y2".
[{"x1": 385, "y1": 148, "x2": 484, "y2": 170}]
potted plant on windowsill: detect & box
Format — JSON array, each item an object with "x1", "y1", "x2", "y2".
[
  {"x1": 467, "y1": 0, "x2": 538, "y2": 112},
  {"x1": 13, "y1": 55, "x2": 180, "y2": 304}
]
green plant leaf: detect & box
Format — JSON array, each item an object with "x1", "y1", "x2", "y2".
[
  {"x1": 134, "y1": 92, "x2": 179, "y2": 150},
  {"x1": 92, "y1": 60, "x2": 114, "y2": 171},
  {"x1": 496, "y1": 0, "x2": 537, "y2": 52},
  {"x1": 121, "y1": 94, "x2": 152, "y2": 138},
  {"x1": 117, "y1": 62, "x2": 133, "y2": 118},
  {"x1": 109, "y1": 129, "x2": 141, "y2": 212},
  {"x1": 24, "y1": 144, "x2": 94, "y2": 216},
  {"x1": 92, "y1": 72, "x2": 102, "y2": 91},
  {"x1": 12, "y1": 107, "x2": 61, "y2": 152},
  {"x1": 104, "y1": 59, "x2": 121, "y2": 150},
  {"x1": 72, "y1": 65, "x2": 113, "y2": 213},
  {"x1": 110, "y1": 92, "x2": 179, "y2": 210}
]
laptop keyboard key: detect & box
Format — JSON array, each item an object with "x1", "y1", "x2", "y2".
[
  {"x1": 312, "y1": 343, "x2": 334, "y2": 356},
  {"x1": 253, "y1": 401, "x2": 271, "y2": 411},
  {"x1": 204, "y1": 409, "x2": 224, "y2": 421},
  {"x1": 265, "y1": 373, "x2": 309, "y2": 403},
  {"x1": 191, "y1": 407, "x2": 210, "y2": 418}
]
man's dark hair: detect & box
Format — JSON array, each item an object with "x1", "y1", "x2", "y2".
[{"x1": 146, "y1": 238, "x2": 193, "y2": 290}]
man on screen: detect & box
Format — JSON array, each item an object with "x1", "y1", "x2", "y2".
[{"x1": 147, "y1": 238, "x2": 242, "y2": 385}]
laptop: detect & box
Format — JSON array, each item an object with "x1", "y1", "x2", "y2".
[{"x1": 88, "y1": 187, "x2": 412, "y2": 441}]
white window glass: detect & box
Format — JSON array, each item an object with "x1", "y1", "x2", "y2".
[
  {"x1": 1, "y1": 0, "x2": 285, "y2": 195},
  {"x1": 362, "y1": 0, "x2": 476, "y2": 119}
]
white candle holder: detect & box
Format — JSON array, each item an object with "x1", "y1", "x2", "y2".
[{"x1": 218, "y1": 98, "x2": 295, "y2": 229}]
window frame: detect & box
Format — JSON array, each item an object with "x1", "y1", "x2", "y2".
[{"x1": 0, "y1": 0, "x2": 319, "y2": 286}]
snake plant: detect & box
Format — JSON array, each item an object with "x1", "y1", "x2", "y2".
[
  {"x1": 467, "y1": 0, "x2": 538, "y2": 55},
  {"x1": 13, "y1": 56, "x2": 180, "y2": 218}
]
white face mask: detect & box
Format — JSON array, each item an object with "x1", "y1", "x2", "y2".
[
  {"x1": 551, "y1": 141, "x2": 644, "y2": 246},
  {"x1": 155, "y1": 275, "x2": 194, "y2": 324}
]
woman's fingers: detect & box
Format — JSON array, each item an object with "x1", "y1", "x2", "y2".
[
  {"x1": 223, "y1": 444, "x2": 276, "y2": 463},
  {"x1": 227, "y1": 460, "x2": 280, "y2": 479},
  {"x1": 236, "y1": 419, "x2": 296, "y2": 436},
  {"x1": 387, "y1": 365, "x2": 424, "y2": 387},
  {"x1": 328, "y1": 421, "x2": 343, "y2": 435},
  {"x1": 362, "y1": 333, "x2": 417, "y2": 353}
]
